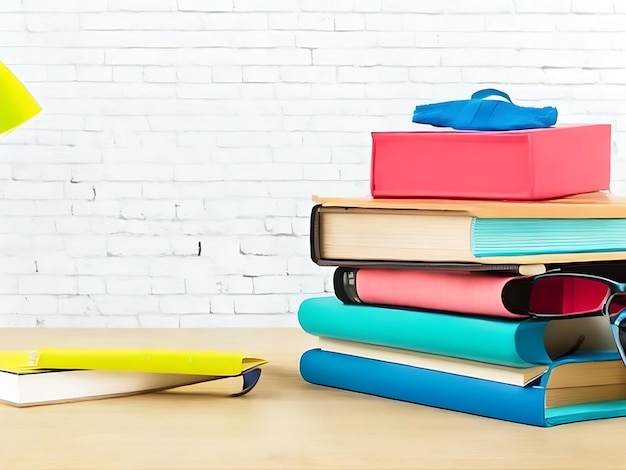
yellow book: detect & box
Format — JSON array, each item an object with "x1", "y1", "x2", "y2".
[{"x1": 0, "y1": 349, "x2": 267, "y2": 376}]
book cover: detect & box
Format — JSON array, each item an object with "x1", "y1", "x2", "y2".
[
  {"x1": 298, "y1": 296, "x2": 616, "y2": 368},
  {"x1": 0, "y1": 349, "x2": 267, "y2": 376},
  {"x1": 313, "y1": 191, "x2": 626, "y2": 219},
  {"x1": 299, "y1": 348, "x2": 626, "y2": 427},
  {"x1": 369, "y1": 124, "x2": 610, "y2": 200}
]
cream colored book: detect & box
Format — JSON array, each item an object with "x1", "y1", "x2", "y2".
[
  {"x1": 311, "y1": 193, "x2": 626, "y2": 266},
  {"x1": 314, "y1": 191, "x2": 626, "y2": 218},
  {"x1": 318, "y1": 337, "x2": 548, "y2": 386},
  {"x1": 0, "y1": 369, "x2": 231, "y2": 407}
]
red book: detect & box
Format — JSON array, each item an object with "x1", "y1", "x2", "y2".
[
  {"x1": 333, "y1": 266, "x2": 626, "y2": 320},
  {"x1": 370, "y1": 124, "x2": 611, "y2": 200}
]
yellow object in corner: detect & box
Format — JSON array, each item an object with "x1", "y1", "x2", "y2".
[
  {"x1": 0, "y1": 61, "x2": 42, "y2": 135},
  {"x1": 0, "y1": 349, "x2": 267, "y2": 376}
]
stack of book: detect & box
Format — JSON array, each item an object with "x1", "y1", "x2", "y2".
[
  {"x1": 0, "y1": 347, "x2": 266, "y2": 407},
  {"x1": 298, "y1": 123, "x2": 626, "y2": 427}
]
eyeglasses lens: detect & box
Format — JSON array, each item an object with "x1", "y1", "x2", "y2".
[
  {"x1": 529, "y1": 276, "x2": 610, "y2": 315},
  {"x1": 607, "y1": 293, "x2": 626, "y2": 318}
]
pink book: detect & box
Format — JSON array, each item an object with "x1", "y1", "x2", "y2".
[
  {"x1": 370, "y1": 124, "x2": 611, "y2": 200},
  {"x1": 333, "y1": 267, "x2": 609, "y2": 319}
]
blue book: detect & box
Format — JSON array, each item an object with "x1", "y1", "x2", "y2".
[
  {"x1": 298, "y1": 297, "x2": 615, "y2": 368},
  {"x1": 300, "y1": 348, "x2": 626, "y2": 427}
]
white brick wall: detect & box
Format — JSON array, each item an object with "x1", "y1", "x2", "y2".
[{"x1": 1, "y1": 0, "x2": 625, "y2": 327}]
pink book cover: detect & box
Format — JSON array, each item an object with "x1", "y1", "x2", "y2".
[
  {"x1": 370, "y1": 124, "x2": 611, "y2": 200},
  {"x1": 334, "y1": 267, "x2": 607, "y2": 319}
]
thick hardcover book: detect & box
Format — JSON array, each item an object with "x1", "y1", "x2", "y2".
[
  {"x1": 300, "y1": 349, "x2": 626, "y2": 427},
  {"x1": 298, "y1": 297, "x2": 615, "y2": 368},
  {"x1": 370, "y1": 124, "x2": 610, "y2": 200},
  {"x1": 333, "y1": 264, "x2": 626, "y2": 319},
  {"x1": 310, "y1": 193, "x2": 626, "y2": 266}
]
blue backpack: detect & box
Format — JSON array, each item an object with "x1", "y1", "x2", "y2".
[{"x1": 412, "y1": 88, "x2": 558, "y2": 131}]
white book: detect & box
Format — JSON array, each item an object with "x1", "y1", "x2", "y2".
[
  {"x1": 0, "y1": 369, "x2": 220, "y2": 407},
  {"x1": 318, "y1": 337, "x2": 548, "y2": 387}
]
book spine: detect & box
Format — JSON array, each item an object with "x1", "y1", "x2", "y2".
[
  {"x1": 309, "y1": 204, "x2": 324, "y2": 265},
  {"x1": 333, "y1": 267, "x2": 360, "y2": 305},
  {"x1": 300, "y1": 349, "x2": 546, "y2": 427},
  {"x1": 298, "y1": 297, "x2": 540, "y2": 367}
]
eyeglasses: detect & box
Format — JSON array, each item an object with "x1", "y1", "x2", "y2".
[{"x1": 527, "y1": 272, "x2": 626, "y2": 365}]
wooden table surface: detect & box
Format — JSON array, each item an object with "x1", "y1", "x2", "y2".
[{"x1": 0, "y1": 327, "x2": 623, "y2": 470}]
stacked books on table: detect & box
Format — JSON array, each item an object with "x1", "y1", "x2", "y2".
[
  {"x1": 298, "y1": 123, "x2": 626, "y2": 427},
  {"x1": 0, "y1": 347, "x2": 266, "y2": 407}
]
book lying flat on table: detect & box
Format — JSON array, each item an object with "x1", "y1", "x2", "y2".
[
  {"x1": 310, "y1": 192, "x2": 626, "y2": 269},
  {"x1": 0, "y1": 348, "x2": 268, "y2": 407},
  {"x1": 300, "y1": 348, "x2": 626, "y2": 427}
]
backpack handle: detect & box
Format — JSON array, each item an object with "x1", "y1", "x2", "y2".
[{"x1": 471, "y1": 88, "x2": 513, "y2": 103}]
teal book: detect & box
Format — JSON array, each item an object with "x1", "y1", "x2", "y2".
[
  {"x1": 300, "y1": 348, "x2": 626, "y2": 427},
  {"x1": 298, "y1": 297, "x2": 616, "y2": 368}
]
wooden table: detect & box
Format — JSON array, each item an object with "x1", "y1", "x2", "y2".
[{"x1": 0, "y1": 327, "x2": 622, "y2": 470}]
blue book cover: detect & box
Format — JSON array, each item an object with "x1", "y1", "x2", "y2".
[
  {"x1": 471, "y1": 218, "x2": 626, "y2": 257},
  {"x1": 300, "y1": 348, "x2": 626, "y2": 427},
  {"x1": 298, "y1": 297, "x2": 615, "y2": 368}
]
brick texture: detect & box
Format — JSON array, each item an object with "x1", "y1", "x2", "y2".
[{"x1": 0, "y1": 0, "x2": 624, "y2": 326}]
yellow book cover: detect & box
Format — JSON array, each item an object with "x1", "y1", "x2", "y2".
[{"x1": 0, "y1": 349, "x2": 267, "y2": 376}]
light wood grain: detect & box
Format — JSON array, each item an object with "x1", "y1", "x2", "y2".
[{"x1": 0, "y1": 327, "x2": 623, "y2": 470}]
